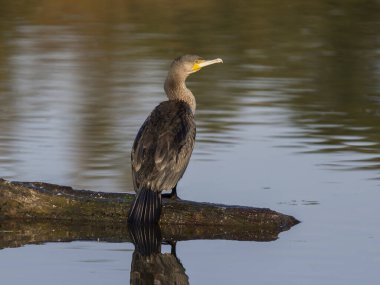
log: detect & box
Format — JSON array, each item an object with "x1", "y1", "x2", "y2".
[{"x1": 0, "y1": 178, "x2": 300, "y2": 247}]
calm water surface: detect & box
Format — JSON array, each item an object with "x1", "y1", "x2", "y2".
[{"x1": 1, "y1": 0, "x2": 380, "y2": 284}]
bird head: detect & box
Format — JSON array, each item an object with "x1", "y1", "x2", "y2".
[{"x1": 171, "y1": 55, "x2": 223, "y2": 75}]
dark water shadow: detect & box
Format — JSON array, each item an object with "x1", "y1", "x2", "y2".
[
  {"x1": 0, "y1": 218, "x2": 299, "y2": 284},
  {"x1": 0, "y1": 217, "x2": 294, "y2": 250},
  {"x1": 129, "y1": 224, "x2": 189, "y2": 285}
]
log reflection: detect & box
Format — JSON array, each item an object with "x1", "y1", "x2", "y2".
[
  {"x1": 129, "y1": 224, "x2": 189, "y2": 285},
  {"x1": 0, "y1": 216, "x2": 293, "y2": 251}
]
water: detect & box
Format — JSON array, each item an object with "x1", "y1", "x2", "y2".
[{"x1": 1, "y1": 0, "x2": 380, "y2": 284}]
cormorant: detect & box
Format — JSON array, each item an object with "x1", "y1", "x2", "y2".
[{"x1": 127, "y1": 55, "x2": 223, "y2": 224}]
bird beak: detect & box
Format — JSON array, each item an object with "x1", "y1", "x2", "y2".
[
  {"x1": 198, "y1": 58, "x2": 223, "y2": 68},
  {"x1": 192, "y1": 58, "x2": 223, "y2": 72}
]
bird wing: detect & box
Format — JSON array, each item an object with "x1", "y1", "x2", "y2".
[{"x1": 131, "y1": 101, "x2": 196, "y2": 191}]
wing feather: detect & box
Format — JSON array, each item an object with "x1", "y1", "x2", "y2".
[{"x1": 131, "y1": 100, "x2": 195, "y2": 192}]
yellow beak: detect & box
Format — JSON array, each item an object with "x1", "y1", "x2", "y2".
[{"x1": 192, "y1": 58, "x2": 223, "y2": 72}]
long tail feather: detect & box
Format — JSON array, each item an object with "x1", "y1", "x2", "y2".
[{"x1": 128, "y1": 188, "x2": 162, "y2": 224}]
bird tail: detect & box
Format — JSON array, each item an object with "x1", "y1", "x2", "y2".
[{"x1": 127, "y1": 188, "x2": 162, "y2": 224}]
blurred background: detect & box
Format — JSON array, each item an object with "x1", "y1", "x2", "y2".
[{"x1": 0, "y1": 0, "x2": 379, "y2": 284}]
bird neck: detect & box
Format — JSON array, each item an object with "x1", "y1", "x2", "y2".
[{"x1": 164, "y1": 73, "x2": 196, "y2": 114}]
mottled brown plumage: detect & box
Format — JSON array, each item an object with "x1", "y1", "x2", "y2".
[
  {"x1": 128, "y1": 55, "x2": 222, "y2": 224},
  {"x1": 131, "y1": 100, "x2": 196, "y2": 192}
]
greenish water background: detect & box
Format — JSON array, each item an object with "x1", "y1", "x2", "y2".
[{"x1": 0, "y1": 0, "x2": 379, "y2": 284}]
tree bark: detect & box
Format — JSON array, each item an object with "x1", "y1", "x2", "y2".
[{"x1": 0, "y1": 178, "x2": 299, "y2": 247}]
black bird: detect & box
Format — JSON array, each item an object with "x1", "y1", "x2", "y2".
[{"x1": 127, "y1": 55, "x2": 223, "y2": 224}]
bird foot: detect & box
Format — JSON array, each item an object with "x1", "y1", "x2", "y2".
[
  {"x1": 162, "y1": 186, "x2": 180, "y2": 200},
  {"x1": 162, "y1": 192, "x2": 180, "y2": 200}
]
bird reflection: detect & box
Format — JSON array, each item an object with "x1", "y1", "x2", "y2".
[{"x1": 129, "y1": 224, "x2": 189, "y2": 285}]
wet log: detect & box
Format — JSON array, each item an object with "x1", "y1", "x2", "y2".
[{"x1": 0, "y1": 178, "x2": 299, "y2": 244}]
